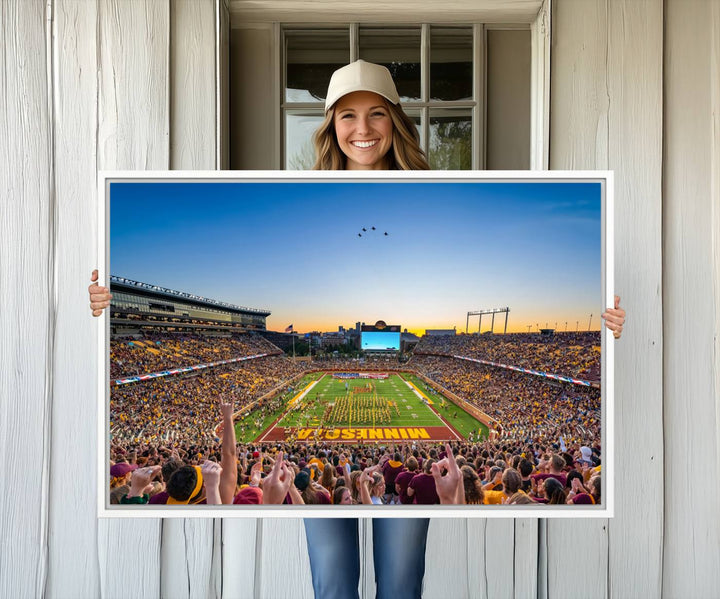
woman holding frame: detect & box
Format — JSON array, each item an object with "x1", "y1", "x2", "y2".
[{"x1": 89, "y1": 60, "x2": 626, "y2": 599}]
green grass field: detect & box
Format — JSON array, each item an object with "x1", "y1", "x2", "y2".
[
  {"x1": 233, "y1": 373, "x2": 322, "y2": 442},
  {"x1": 234, "y1": 372, "x2": 489, "y2": 443},
  {"x1": 401, "y1": 373, "x2": 488, "y2": 439}
]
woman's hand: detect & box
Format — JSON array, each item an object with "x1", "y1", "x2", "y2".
[
  {"x1": 220, "y1": 399, "x2": 234, "y2": 421},
  {"x1": 261, "y1": 451, "x2": 293, "y2": 504},
  {"x1": 88, "y1": 269, "x2": 112, "y2": 316},
  {"x1": 601, "y1": 295, "x2": 626, "y2": 339},
  {"x1": 359, "y1": 464, "x2": 380, "y2": 485},
  {"x1": 570, "y1": 477, "x2": 588, "y2": 494},
  {"x1": 359, "y1": 464, "x2": 380, "y2": 504},
  {"x1": 249, "y1": 461, "x2": 263, "y2": 486},
  {"x1": 431, "y1": 444, "x2": 465, "y2": 504},
  {"x1": 128, "y1": 465, "x2": 161, "y2": 498},
  {"x1": 201, "y1": 460, "x2": 223, "y2": 505}
]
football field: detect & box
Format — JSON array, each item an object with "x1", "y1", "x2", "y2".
[{"x1": 249, "y1": 372, "x2": 488, "y2": 444}]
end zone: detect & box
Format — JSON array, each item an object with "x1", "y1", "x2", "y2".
[{"x1": 257, "y1": 424, "x2": 462, "y2": 443}]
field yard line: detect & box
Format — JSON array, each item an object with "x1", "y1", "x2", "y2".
[
  {"x1": 257, "y1": 372, "x2": 463, "y2": 443},
  {"x1": 392, "y1": 373, "x2": 444, "y2": 426},
  {"x1": 287, "y1": 379, "x2": 320, "y2": 409},
  {"x1": 255, "y1": 412, "x2": 286, "y2": 443},
  {"x1": 256, "y1": 375, "x2": 324, "y2": 443},
  {"x1": 427, "y1": 405, "x2": 463, "y2": 441},
  {"x1": 401, "y1": 376, "x2": 434, "y2": 405},
  {"x1": 425, "y1": 402, "x2": 448, "y2": 427}
]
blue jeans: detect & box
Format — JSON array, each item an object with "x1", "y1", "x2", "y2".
[{"x1": 303, "y1": 518, "x2": 430, "y2": 599}]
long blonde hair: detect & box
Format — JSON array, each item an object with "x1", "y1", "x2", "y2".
[
  {"x1": 312, "y1": 100, "x2": 430, "y2": 171},
  {"x1": 348, "y1": 470, "x2": 363, "y2": 503},
  {"x1": 461, "y1": 465, "x2": 484, "y2": 505}
]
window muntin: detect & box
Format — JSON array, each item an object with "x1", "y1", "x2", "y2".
[{"x1": 282, "y1": 25, "x2": 477, "y2": 170}]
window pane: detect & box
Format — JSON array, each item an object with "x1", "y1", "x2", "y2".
[
  {"x1": 430, "y1": 27, "x2": 473, "y2": 101},
  {"x1": 286, "y1": 30, "x2": 350, "y2": 103},
  {"x1": 429, "y1": 109, "x2": 472, "y2": 170},
  {"x1": 359, "y1": 28, "x2": 421, "y2": 102},
  {"x1": 285, "y1": 112, "x2": 324, "y2": 170}
]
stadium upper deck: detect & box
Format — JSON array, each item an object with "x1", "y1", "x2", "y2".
[{"x1": 109, "y1": 276, "x2": 270, "y2": 334}]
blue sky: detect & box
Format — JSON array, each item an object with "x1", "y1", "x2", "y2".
[{"x1": 110, "y1": 180, "x2": 602, "y2": 334}]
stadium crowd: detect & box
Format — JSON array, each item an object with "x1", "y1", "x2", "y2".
[
  {"x1": 414, "y1": 332, "x2": 601, "y2": 381},
  {"x1": 110, "y1": 356, "x2": 307, "y2": 449},
  {"x1": 309, "y1": 355, "x2": 410, "y2": 371},
  {"x1": 110, "y1": 333, "x2": 281, "y2": 378},
  {"x1": 108, "y1": 331, "x2": 602, "y2": 507},
  {"x1": 411, "y1": 354, "x2": 600, "y2": 448},
  {"x1": 111, "y1": 412, "x2": 602, "y2": 507}
]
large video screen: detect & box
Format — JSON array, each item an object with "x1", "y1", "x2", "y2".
[{"x1": 361, "y1": 331, "x2": 401, "y2": 351}]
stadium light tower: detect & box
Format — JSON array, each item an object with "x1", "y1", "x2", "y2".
[{"x1": 466, "y1": 307, "x2": 510, "y2": 334}]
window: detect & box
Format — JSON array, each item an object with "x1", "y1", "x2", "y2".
[
  {"x1": 282, "y1": 25, "x2": 529, "y2": 171},
  {"x1": 228, "y1": 22, "x2": 533, "y2": 170},
  {"x1": 283, "y1": 25, "x2": 473, "y2": 170}
]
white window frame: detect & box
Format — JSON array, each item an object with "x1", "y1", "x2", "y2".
[{"x1": 229, "y1": 1, "x2": 551, "y2": 171}]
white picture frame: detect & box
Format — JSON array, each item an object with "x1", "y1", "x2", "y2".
[{"x1": 97, "y1": 170, "x2": 614, "y2": 518}]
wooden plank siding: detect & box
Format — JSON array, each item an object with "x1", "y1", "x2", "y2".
[
  {"x1": 170, "y1": 0, "x2": 217, "y2": 171},
  {"x1": 95, "y1": 1, "x2": 169, "y2": 597},
  {"x1": 549, "y1": 1, "x2": 664, "y2": 598},
  {"x1": 48, "y1": 1, "x2": 102, "y2": 597},
  {"x1": 0, "y1": 1, "x2": 53, "y2": 598},
  {"x1": 605, "y1": 2, "x2": 664, "y2": 597},
  {"x1": 548, "y1": 4, "x2": 611, "y2": 593},
  {"x1": 424, "y1": 519, "x2": 475, "y2": 599},
  {"x1": 257, "y1": 519, "x2": 315, "y2": 598},
  {"x1": 663, "y1": 1, "x2": 720, "y2": 596},
  {"x1": 163, "y1": 2, "x2": 223, "y2": 598},
  {"x1": 2, "y1": 0, "x2": 719, "y2": 597}
]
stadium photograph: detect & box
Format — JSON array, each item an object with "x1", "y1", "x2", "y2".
[{"x1": 105, "y1": 175, "x2": 608, "y2": 512}]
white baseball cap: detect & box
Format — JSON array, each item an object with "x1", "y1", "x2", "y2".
[{"x1": 324, "y1": 60, "x2": 400, "y2": 112}]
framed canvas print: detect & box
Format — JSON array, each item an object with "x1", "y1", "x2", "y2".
[{"x1": 97, "y1": 170, "x2": 614, "y2": 518}]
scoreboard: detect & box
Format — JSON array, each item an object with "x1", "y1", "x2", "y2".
[{"x1": 361, "y1": 321, "x2": 401, "y2": 351}]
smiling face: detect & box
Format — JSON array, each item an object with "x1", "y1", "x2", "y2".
[{"x1": 333, "y1": 90, "x2": 394, "y2": 170}]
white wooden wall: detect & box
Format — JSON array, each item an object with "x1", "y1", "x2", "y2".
[
  {"x1": 663, "y1": 1, "x2": 720, "y2": 596},
  {"x1": 549, "y1": 1, "x2": 666, "y2": 596},
  {"x1": 2, "y1": 1, "x2": 718, "y2": 597}
]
